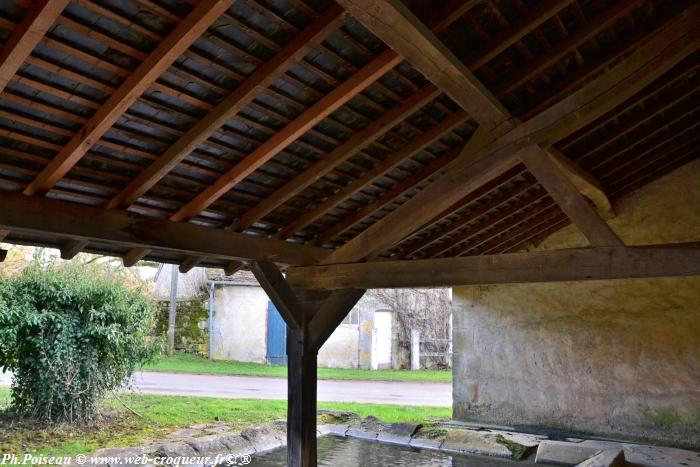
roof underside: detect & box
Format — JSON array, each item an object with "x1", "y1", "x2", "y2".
[{"x1": 0, "y1": 0, "x2": 698, "y2": 269}]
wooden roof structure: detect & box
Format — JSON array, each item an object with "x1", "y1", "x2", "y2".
[
  {"x1": 0, "y1": 2, "x2": 698, "y2": 464},
  {"x1": 0, "y1": 0, "x2": 697, "y2": 276}
]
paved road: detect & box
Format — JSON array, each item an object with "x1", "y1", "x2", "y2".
[{"x1": 1, "y1": 371, "x2": 451, "y2": 406}]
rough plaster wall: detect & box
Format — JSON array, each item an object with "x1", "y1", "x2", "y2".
[
  {"x1": 453, "y1": 160, "x2": 700, "y2": 448},
  {"x1": 319, "y1": 324, "x2": 359, "y2": 368},
  {"x1": 211, "y1": 284, "x2": 362, "y2": 368},
  {"x1": 211, "y1": 285, "x2": 268, "y2": 363}
]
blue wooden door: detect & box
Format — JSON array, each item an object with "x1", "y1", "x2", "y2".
[{"x1": 266, "y1": 301, "x2": 287, "y2": 365}]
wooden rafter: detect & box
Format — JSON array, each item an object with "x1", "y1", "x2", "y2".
[
  {"x1": 0, "y1": 0, "x2": 70, "y2": 93},
  {"x1": 320, "y1": 4, "x2": 698, "y2": 264},
  {"x1": 23, "y1": 0, "x2": 237, "y2": 196},
  {"x1": 395, "y1": 165, "x2": 529, "y2": 258},
  {"x1": 335, "y1": 0, "x2": 511, "y2": 130},
  {"x1": 0, "y1": 191, "x2": 328, "y2": 266},
  {"x1": 230, "y1": 84, "x2": 442, "y2": 231},
  {"x1": 106, "y1": 3, "x2": 348, "y2": 210},
  {"x1": 287, "y1": 243, "x2": 700, "y2": 290},
  {"x1": 278, "y1": 110, "x2": 468, "y2": 239},
  {"x1": 168, "y1": 48, "x2": 403, "y2": 223},
  {"x1": 313, "y1": 146, "x2": 463, "y2": 246}
]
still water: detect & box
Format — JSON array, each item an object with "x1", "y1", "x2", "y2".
[{"x1": 248, "y1": 436, "x2": 537, "y2": 466}]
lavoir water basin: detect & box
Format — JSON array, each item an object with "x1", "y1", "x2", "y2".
[{"x1": 248, "y1": 436, "x2": 537, "y2": 466}]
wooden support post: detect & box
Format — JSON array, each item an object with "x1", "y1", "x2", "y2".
[
  {"x1": 251, "y1": 261, "x2": 364, "y2": 467},
  {"x1": 167, "y1": 265, "x2": 178, "y2": 357},
  {"x1": 286, "y1": 327, "x2": 318, "y2": 467}
]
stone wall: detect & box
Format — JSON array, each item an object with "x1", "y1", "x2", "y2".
[{"x1": 452, "y1": 160, "x2": 700, "y2": 448}]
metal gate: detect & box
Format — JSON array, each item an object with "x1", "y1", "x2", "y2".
[{"x1": 266, "y1": 301, "x2": 287, "y2": 365}]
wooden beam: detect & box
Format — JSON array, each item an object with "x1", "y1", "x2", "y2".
[
  {"x1": 0, "y1": 230, "x2": 7, "y2": 262},
  {"x1": 179, "y1": 255, "x2": 204, "y2": 274},
  {"x1": 250, "y1": 261, "x2": 303, "y2": 329},
  {"x1": 425, "y1": 0, "x2": 481, "y2": 33},
  {"x1": 306, "y1": 288, "x2": 365, "y2": 352},
  {"x1": 401, "y1": 173, "x2": 536, "y2": 258},
  {"x1": 123, "y1": 248, "x2": 150, "y2": 267},
  {"x1": 278, "y1": 110, "x2": 467, "y2": 238},
  {"x1": 224, "y1": 261, "x2": 244, "y2": 276},
  {"x1": 169, "y1": 48, "x2": 403, "y2": 222},
  {"x1": 23, "y1": 0, "x2": 237, "y2": 196},
  {"x1": 0, "y1": 191, "x2": 329, "y2": 266},
  {"x1": 469, "y1": 0, "x2": 572, "y2": 70},
  {"x1": 287, "y1": 243, "x2": 700, "y2": 290},
  {"x1": 250, "y1": 262, "x2": 362, "y2": 467},
  {"x1": 286, "y1": 326, "x2": 316, "y2": 467},
  {"x1": 335, "y1": 0, "x2": 511, "y2": 129},
  {"x1": 59, "y1": 239, "x2": 88, "y2": 260},
  {"x1": 0, "y1": 0, "x2": 70, "y2": 93},
  {"x1": 520, "y1": 145, "x2": 622, "y2": 246},
  {"x1": 231, "y1": 84, "x2": 442, "y2": 231},
  {"x1": 320, "y1": 6, "x2": 698, "y2": 264},
  {"x1": 549, "y1": 148, "x2": 614, "y2": 219},
  {"x1": 107, "y1": 4, "x2": 347, "y2": 210},
  {"x1": 313, "y1": 147, "x2": 462, "y2": 246}
]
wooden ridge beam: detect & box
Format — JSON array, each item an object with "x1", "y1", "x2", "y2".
[
  {"x1": 278, "y1": 110, "x2": 468, "y2": 239},
  {"x1": 287, "y1": 243, "x2": 700, "y2": 290},
  {"x1": 320, "y1": 5, "x2": 698, "y2": 264},
  {"x1": 169, "y1": 48, "x2": 403, "y2": 223},
  {"x1": 335, "y1": 0, "x2": 511, "y2": 129},
  {"x1": 107, "y1": 3, "x2": 347, "y2": 210},
  {"x1": 520, "y1": 145, "x2": 622, "y2": 246},
  {"x1": 0, "y1": 0, "x2": 70, "y2": 93},
  {"x1": 0, "y1": 191, "x2": 329, "y2": 267},
  {"x1": 231, "y1": 84, "x2": 442, "y2": 232},
  {"x1": 23, "y1": 0, "x2": 237, "y2": 196}
]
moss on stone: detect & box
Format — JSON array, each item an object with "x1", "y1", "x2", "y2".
[{"x1": 495, "y1": 434, "x2": 529, "y2": 460}]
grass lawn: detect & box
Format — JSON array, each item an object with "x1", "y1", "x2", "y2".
[
  {"x1": 143, "y1": 352, "x2": 451, "y2": 383},
  {"x1": 0, "y1": 387, "x2": 450, "y2": 458}
]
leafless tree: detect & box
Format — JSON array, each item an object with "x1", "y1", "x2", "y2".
[{"x1": 366, "y1": 288, "x2": 452, "y2": 369}]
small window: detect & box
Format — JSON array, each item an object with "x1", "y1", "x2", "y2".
[{"x1": 342, "y1": 308, "x2": 359, "y2": 325}]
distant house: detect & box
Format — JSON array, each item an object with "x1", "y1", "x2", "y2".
[{"x1": 153, "y1": 267, "x2": 425, "y2": 369}]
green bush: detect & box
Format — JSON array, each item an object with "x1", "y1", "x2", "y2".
[{"x1": 0, "y1": 264, "x2": 161, "y2": 424}]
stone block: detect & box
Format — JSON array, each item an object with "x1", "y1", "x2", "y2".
[
  {"x1": 186, "y1": 435, "x2": 231, "y2": 457},
  {"x1": 217, "y1": 434, "x2": 256, "y2": 456},
  {"x1": 377, "y1": 422, "x2": 420, "y2": 445},
  {"x1": 240, "y1": 426, "x2": 284, "y2": 453},
  {"x1": 536, "y1": 440, "x2": 602, "y2": 465},
  {"x1": 576, "y1": 449, "x2": 625, "y2": 467},
  {"x1": 325, "y1": 423, "x2": 349, "y2": 436},
  {"x1": 440, "y1": 428, "x2": 514, "y2": 458},
  {"x1": 409, "y1": 426, "x2": 447, "y2": 450}
]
